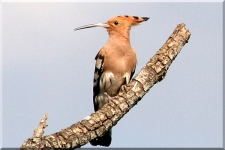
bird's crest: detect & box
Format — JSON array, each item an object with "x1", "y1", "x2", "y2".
[
  {"x1": 110, "y1": 15, "x2": 149, "y2": 26},
  {"x1": 105, "y1": 15, "x2": 149, "y2": 36}
]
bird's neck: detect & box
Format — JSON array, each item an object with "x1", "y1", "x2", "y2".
[{"x1": 107, "y1": 32, "x2": 131, "y2": 46}]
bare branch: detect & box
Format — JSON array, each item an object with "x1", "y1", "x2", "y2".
[{"x1": 20, "y1": 23, "x2": 191, "y2": 149}]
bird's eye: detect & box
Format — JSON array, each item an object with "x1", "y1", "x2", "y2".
[{"x1": 114, "y1": 21, "x2": 118, "y2": 25}]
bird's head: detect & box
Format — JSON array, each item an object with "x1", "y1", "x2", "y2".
[{"x1": 75, "y1": 15, "x2": 149, "y2": 37}]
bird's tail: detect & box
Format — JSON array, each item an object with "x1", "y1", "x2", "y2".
[{"x1": 90, "y1": 129, "x2": 112, "y2": 147}]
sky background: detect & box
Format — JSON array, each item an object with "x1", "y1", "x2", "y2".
[{"x1": 1, "y1": 1, "x2": 223, "y2": 148}]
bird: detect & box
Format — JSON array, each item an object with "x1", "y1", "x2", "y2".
[{"x1": 74, "y1": 15, "x2": 149, "y2": 147}]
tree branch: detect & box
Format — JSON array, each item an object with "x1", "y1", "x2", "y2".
[{"x1": 20, "y1": 23, "x2": 191, "y2": 149}]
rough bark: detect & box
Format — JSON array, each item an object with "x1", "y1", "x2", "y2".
[{"x1": 20, "y1": 23, "x2": 191, "y2": 149}]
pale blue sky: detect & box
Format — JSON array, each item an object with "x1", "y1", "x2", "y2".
[{"x1": 1, "y1": 1, "x2": 223, "y2": 148}]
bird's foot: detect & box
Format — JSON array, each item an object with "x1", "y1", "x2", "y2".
[
  {"x1": 120, "y1": 84, "x2": 129, "y2": 93},
  {"x1": 103, "y1": 92, "x2": 113, "y2": 101}
]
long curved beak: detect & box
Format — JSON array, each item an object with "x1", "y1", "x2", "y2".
[{"x1": 74, "y1": 23, "x2": 109, "y2": 31}]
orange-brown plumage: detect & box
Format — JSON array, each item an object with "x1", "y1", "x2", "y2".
[{"x1": 75, "y1": 15, "x2": 149, "y2": 147}]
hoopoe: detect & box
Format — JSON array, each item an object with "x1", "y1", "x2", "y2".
[{"x1": 75, "y1": 15, "x2": 149, "y2": 147}]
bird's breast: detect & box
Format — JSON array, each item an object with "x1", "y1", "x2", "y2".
[{"x1": 104, "y1": 51, "x2": 136, "y2": 76}]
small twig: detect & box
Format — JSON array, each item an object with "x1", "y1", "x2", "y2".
[{"x1": 32, "y1": 113, "x2": 48, "y2": 139}]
